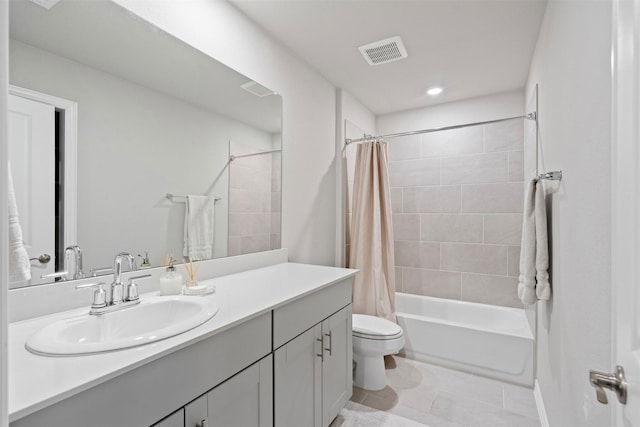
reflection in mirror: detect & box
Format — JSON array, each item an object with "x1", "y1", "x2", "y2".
[{"x1": 8, "y1": 0, "x2": 282, "y2": 289}]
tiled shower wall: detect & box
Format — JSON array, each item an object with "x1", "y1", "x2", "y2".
[
  {"x1": 228, "y1": 141, "x2": 281, "y2": 256},
  {"x1": 389, "y1": 118, "x2": 524, "y2": 308}
]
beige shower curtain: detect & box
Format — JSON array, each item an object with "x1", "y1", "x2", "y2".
[{"x1": 349, "y1": 140, "x2": 396, "y2": 322}]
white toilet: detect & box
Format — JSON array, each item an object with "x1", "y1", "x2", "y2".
[{"x1": 352, "y1": 314, "x2": 405, "y2": 391}]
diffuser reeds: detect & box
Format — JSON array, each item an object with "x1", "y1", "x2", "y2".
[{"x1": 184, "y1": 258, "x2": 199, "y2": 287}]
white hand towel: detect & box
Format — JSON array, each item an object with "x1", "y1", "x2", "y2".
[
  {"x1": 8, "y1": 162, "x2": 31, "y2": 284},
  {"x1": 183, "y1": 195, "x2": 216, "y2": 261},
  {"x1": 518, "y1": 179, "x2": 550, "y2": 304}
]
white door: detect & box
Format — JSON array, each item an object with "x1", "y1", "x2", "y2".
[
  {"x1": 611, "y1": 0, "x2": 640, "y2": 425},
  {"x1": 7, "y1": 94, "x2": 55, "y2": 285}
]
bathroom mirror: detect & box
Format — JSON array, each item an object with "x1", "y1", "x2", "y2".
[{"x1": 8, "y1": 0, "x2": 282, "y2": 288}]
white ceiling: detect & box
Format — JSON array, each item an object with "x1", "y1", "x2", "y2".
[{"x1": 230, "y1": 0, "x2": 547, "y2": 116}]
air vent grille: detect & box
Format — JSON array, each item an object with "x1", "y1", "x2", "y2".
[
  {"x1": 28, "y1": 0, "x2": 61, "y2": 9},
  {"x1": 240, "y1": 81, "x2": 275, "y2": 97},
  {"x1": 358, "y1": 36, "x2": 408, "y2": 66}
]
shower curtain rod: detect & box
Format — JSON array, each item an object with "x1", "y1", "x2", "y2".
[
  {"x1": 229, "y1": 149, "x2": 282, "y2": 162},
  {"x1": 345, "y1": 112, "x2": 537, "y2": 145}
]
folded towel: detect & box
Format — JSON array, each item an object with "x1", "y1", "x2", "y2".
[
  {"x1": 8, "y1": 162, "x2": 31, "y2": 284},
  {"x1": 183, "y1": 195, "x2": 216, "y2": 261},
  {"x1": 518, "y1": 179, "x2": 550, "y2": 304}
]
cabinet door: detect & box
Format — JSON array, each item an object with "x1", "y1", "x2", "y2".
[
  {"x1": 274, "y1": 324, "x2": 322, "y2": 427},
  {"x1": 207, "y1": 355, "x2": 273, "y2": 427},
  {"x1": 184, "y1": 394, "x2": 207, "y2": 427},
  {"x1": 321, "y1": 305, "x2": 352, "y2": 427},
  {"x1": 151, "y1": 409, "x2": 184, "y2": 427}
]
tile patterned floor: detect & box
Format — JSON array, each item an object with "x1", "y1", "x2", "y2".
[{"x1": 343, "y1": 356, "x2": 541, "y2": 427}]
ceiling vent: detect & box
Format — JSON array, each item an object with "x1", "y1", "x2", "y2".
[
  {"x1": 29, "y1": 0, "x2": 61, "y2": 9},
  {"x1": 358, "y1": 36, "x2": 408, "y2": 66},
  {"x1": 240, "y1": 81, "x2": 275, "y2": 97}
]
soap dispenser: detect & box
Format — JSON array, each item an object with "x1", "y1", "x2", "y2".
[{"x1": 159, "y1": 255, "x2": 182, "y2": 295}]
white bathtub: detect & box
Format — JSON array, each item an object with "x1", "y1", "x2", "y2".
[{"x1": 395, "y1": 293, "x2": 534, "y2": 386}]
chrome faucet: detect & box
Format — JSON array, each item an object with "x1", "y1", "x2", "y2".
[
  {"x1": 65, "y1": 245, "x2": 85, "y2": 279},
  {"x1": 111, "y1": 252, "x2": 137, "y2": 305},
  {"x1": 76, "y1": 252, "x2": 149, "y2": 315}
]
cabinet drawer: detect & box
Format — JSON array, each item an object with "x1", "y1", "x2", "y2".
[{"x1": 273, "y1": 278, "x2": 351, "y2": 349}]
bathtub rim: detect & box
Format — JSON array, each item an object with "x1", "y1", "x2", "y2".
[{"x1": 395, "y1": 293, "x2": 534, "y2": 340}]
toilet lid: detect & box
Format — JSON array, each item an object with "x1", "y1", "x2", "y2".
[{"x1": 352, "y1": 314, "x2": 403, "y2": 339}]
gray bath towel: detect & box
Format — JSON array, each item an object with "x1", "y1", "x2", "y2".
[{"x1": 518, "y1": 179, "x2": 550, "y2": 304}]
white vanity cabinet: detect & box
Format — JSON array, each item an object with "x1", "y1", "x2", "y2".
[
  {"x1": 9, "y1": 263, "x2": 357, "y2": 427},
  {"x1": 152, "y1": 409, "x2": 184, "y2": 427},
  {"x1": 11, "y1": 312, "x2": 272, "y2": 427},
  {"x1": 273, "y1": 278, "x2": 353, "y2": 427},
  {"x1": 186, "y1": 356, "x2": 273, "y2": 427},
  {"x1": 152, "y1": 356, "x2": 273, "y2": 427}
]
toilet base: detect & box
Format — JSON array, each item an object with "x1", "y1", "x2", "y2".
[{"x1": 353, "y1": 353, "x2": 387, "y2": 391}]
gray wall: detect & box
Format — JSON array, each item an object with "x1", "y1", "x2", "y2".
[
  {"x1": 374, "y1": 91, "x2": 525, "y2": 308},
  {"x1": 388, "y1": 118, "x2": 524, "y2": 308},
  {"x1": 526, "y1": 0, "x2": 612, "y2": 425}
]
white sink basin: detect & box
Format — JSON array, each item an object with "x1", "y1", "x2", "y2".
[{"x1": 25, "y1": 295, "x2": 219, "y2": 356}]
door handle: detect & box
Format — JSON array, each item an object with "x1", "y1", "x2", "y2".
[
  {"x1": 589, "y1": 365, "x2": 627, "y2": 405},
  {"x1": 324, "y1": 331, "x2": 333, "y2": 356},
  {"x1": 30, "y1": 253, "x2": 51, "y2": 264},
  {"x1": 316, "y1": 336, "x2": 325, "y2": 362}
]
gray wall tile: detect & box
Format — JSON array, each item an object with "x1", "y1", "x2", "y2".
[
  {"x1": 461, "y1": 183, "x2": 524, "y2": 213},
  {"x1": 484, "y1": 214, "x2": 523, "y2": 245},
  {"x1": 403, "y1": 268, "x2": 462, "y2": 299},
  {"x1": 396, "y1": 267, "x2": 404, "y2": 292},
  {"x1": 393, "y1": 214, "x2": 421, "y2": 241},
  {"x1": 461, "y1": 273, "x2": 522, "y2": 308},
  {"x1": 441, "y1": 152, "x2": 509, "y2": 185},
  {"x1": 441, "y1": 243, "x2": 508, "y2": 275},
  {"x1": 421, "y1": 214, "x2": 483, "y2": 243},
  {"x1": 485, "y1": 118, "x2": 524, "y2": 152},
  {"x1": 404, "y1": 186, "x2": 461, "y2": 213},
  {"x1": 509, "y1": 150, "x2": 524, "y2": 182},
  {"x1": 389, "y1": 158, "x2": 440, "y2": 187},
  {"x1": 421, "y1": 125, "x2": 484, "y2": 157},
  {"x1": 391, "y1": 187, "x2": 403, "y2": 213},
  {"x1": 395, "y1": 241, "x2": 440, "y2": 269},
  {"x1": 388, "y1": 134, "x2": 421, "y2": 161}
]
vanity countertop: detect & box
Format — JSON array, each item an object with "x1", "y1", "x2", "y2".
[{"x1": 8, "y1": 262, "x2": 357, "y2": 422}]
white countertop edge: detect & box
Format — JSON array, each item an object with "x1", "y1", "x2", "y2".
[{"x1": 9, "y1": 262, "x2": 357, "y2": 421}]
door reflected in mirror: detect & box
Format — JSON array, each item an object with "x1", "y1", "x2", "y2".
[{"x1": 8, "y1": 0, "x2": 282, "y2": 289}]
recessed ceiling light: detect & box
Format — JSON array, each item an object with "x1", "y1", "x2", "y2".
[{"x1": 427, "y1": 87, "x2": 443, "y2": 96}]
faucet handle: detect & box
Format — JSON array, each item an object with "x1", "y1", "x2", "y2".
[
  {"x1": 126, "y1": 274, "x2": 151, "y2": 302},
  {"x1": 76, "y1": 282, "x2": 107, "y2": 310}
]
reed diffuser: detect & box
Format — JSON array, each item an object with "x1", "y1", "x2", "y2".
[{"x1": 184, "y1": 257, "x2": 200, "y2": 288}]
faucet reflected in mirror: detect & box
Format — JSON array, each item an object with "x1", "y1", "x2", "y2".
[
  {"x1": 7, "y1": 0, "x2": 282, "y2": 289},
  {"x1": 40, "y1": 244, "x2": 85, "y2": 282}
]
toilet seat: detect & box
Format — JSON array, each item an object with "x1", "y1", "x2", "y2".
[{"x1": 352, "y1": 314, "x2": 403, "y2": 340}]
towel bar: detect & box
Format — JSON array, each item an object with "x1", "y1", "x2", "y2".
[
  {"x1": 536, "y1": 171, "x2": 562, "y2": 182},
  {"x1": 166, "y1": 193, "x2": 222, "y2": 202}
]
